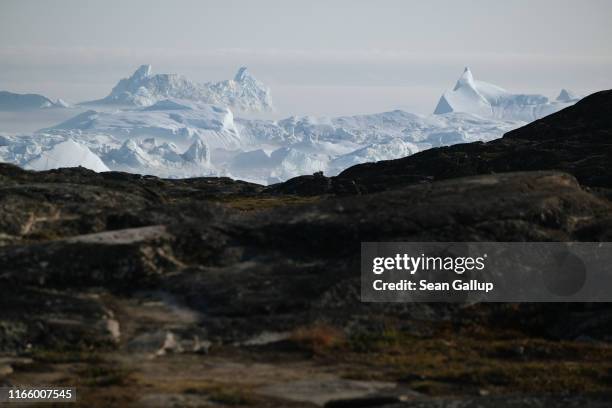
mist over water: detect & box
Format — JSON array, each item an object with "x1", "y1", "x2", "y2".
[{"x1": 0, "y1": 109, "x2": 87, "y2": 133}]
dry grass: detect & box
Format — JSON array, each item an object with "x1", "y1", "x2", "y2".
[
  {"x1": 14, "y1": 323, "x2": 612, "y2": 404},
  {"x1": 211, "y1": 195, "x2": 322, "y2": 211},
  {"x1": 76, "y1": 364, "x2": 134, "y2": 387},
  {"x1": 339, "y1": 325, "x2": 612, "y2": 395},
  {"x1": 28, "y1": 348, "x2": 105, "y2": 365},
  {"x1": 289, "y1": 323, "x2": 347, "y2": 354},
  {"x1": 185, "y1": 384, "x2": 256, "y2": 406}
]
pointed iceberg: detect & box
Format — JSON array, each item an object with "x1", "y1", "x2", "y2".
[
  {"x1": 433, "y1": 67, "x2": 576, "y2": 121},
  {"x1": 181, "y1": 138, "x2": 210, "y2": 166}
]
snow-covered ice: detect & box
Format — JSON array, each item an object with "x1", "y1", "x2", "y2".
[{"x1": 48, "y1": 102, "x2": 242, "y2": 151}]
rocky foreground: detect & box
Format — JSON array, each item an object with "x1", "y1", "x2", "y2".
[{"x1": 1, "y1": 91, "x2": 612, "y2": 407}]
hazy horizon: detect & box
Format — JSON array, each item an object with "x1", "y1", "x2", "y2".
[{"x1": 1, "y1": 0, "x2": 611, "y2": 117}]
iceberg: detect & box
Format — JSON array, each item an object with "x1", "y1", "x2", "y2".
[
  {"x1": 25, "y1": 140, "x2": 109, "y2": 172},
  {"x1": 433, "y1": 67, "x2": 576, "y2": 121},
  {"x1": 82, "y1": 65, "x2": 273, "y2": 113},
  {"x1": 0, "y1": 91, "x2": 68, "y2": 111}
]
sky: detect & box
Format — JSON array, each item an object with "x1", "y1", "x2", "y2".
[{"x1": 1, "y1": 0, "x2": 611, "y2": 116}]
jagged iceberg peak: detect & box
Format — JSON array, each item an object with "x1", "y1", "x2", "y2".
[
  {"x1": 433, "y1": 67, "x2": 575, "y2": 121},
  {"x1": 182, "y1": 137, "x2": 210, "y2": 165},
  {"x1": 132, "y1": 64, "x2": 153, "y2": 80},
  {"x1": 208, "y1": 65, "x2": 273, "y2": 113},
  {"x1": 54, "y1": 98, "x2": 70, "y2": 108},
  {"x1": 453, "y1": 67, "x2": 477, "y2": 91},
  {"x1": 232, "y1": 66, "x2": 266, "y2": 91},
  {"x1": 556, "y1": 89, "x2": 580, "y2": 102},
  {"x1": 82, "y1": 64, "x2": 273, "y2": 113},
  {"x1": 122, "y1": 139, "x2": 141, "y2": 151},
  {"x1": 234, "y1": 66, "x2": 250, "y2": 82}
]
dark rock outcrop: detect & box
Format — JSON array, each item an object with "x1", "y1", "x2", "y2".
[{"x1": 1, "y1": 169, "x2": 612, "y2": 347}]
